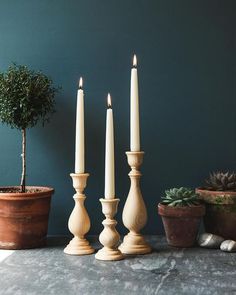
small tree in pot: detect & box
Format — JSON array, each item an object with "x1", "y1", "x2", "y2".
[
  {"x1": 0, "y1": 64, "x2": 58, "y2": 249},
  {"x1": 0, "y1": 64, "x2": 57, "y2": 192},
  {"x1": 196, "y1": 172, "x2": 236, "y2": 240},
  {"x1": 158, "y1": 187, "x2": 205, "y2": 247}
]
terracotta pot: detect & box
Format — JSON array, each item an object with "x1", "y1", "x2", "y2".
[
  {"x1": 196, "y1": 188, "x2": 236, "y2": 240},
  {"x1": 0, "y1": 186, "x2": 54, "y2": 249},
  {"x1": 158, "y1": 203, "x2": 205, "y2": 247}
]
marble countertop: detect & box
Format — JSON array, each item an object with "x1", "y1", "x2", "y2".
[{"x1": 0, "y1": 236, "x2": 235, "y2": 295}]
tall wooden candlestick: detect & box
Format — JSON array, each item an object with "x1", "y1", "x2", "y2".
[
  {"x1": 64, "y1": 78, "x2": 94, "y2": 255},
  {"x1": 64, "y1": 173, "x2": 94, "y2": 255},
  {"x1": 119, "y1": 151, "x2": 151, "y2": 255}
]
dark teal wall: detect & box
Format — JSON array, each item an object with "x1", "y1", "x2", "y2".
[{"x1": 0, "y1": 0, "x2": 235, "y2": 235}]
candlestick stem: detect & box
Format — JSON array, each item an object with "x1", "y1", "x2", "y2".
[
  {"x1": 119, "y1": 151, "x2": 151, "y2": 255},
  {"x1": 64, "y1": 173, "x2": 94, "y2": 255},
  {"x1": 95, "y1": 198, "x2": 124, "y2": 261}
]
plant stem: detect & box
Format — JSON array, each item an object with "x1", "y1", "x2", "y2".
[{"x1": 20, "y1": 129, "x2": 26, "y2": 193}]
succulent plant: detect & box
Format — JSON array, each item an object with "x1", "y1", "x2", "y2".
[
  {"x1": 204, "y1": 172, "x2": 236, "y2": 192},
  {"x1": 161, "y1": 187, "x2": 200, "y2": 207}
]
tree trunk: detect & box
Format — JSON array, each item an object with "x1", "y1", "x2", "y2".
[{"x1": 20, "y1": 129, "x2": 26, "y2": 193}]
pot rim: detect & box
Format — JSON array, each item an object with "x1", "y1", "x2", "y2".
[
  {"x1": 196, "y1": 188, "x2": 236, "y2": 195},
  {"x1": 196, "y1": 188, "x2": 236, "y2": 204},
  {"x1": 0, "y1": 186, "x2": 54, "y2": 200},
  {"x1": 158, "y1": 202, "x2": 205, "y2": 217}
]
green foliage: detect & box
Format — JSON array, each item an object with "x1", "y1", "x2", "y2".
[
  {"x1": 0, "y1": 64, "x2": 58, "y2": 191},
  {"x1": 204, "y1": 172, "x2": 236, "y2": 192},
  {"x1": 0, "y1": 64, "x2": 57, "y2": 130},
  {"x1": 161, "y1": 187, "x2": 200, "y2": 207}
]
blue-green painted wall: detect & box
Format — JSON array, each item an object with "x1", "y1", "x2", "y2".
[{"x1": 0, "y1": 0, "x2": 235, "y2": 235}]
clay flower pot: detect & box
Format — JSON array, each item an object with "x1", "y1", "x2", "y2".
[
  {"x1": 0, "y1": 186, "x2": 54, "y2": 249},
  {"x1": 196, "y1": 189, "x2": 236, "y2": 240},
  {"x1": 158, "y1": 203, "x2": 205, "y2": 247}
]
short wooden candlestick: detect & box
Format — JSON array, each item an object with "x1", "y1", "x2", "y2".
[
  {"x1": 119, "y1": 151, "x2": 151, "y2": 255},
  {"x1": 64, "y1": 173, "x2": 95, "y2": 255},
  {"x1": 95, "y1": 198, "x2": 124, "y2": 261}
]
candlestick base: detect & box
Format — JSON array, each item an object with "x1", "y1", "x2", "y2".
[
  {"x1": 64, "y1": 173, "x2": 95, "y2": 256},
  {"x1": 119, "y1": 232, "x2": 151, "y2": 255},
  {"x1": 64, "y1": 236, "x2": 94, "y2": 255},
  {"x1": 119, "y1": 151, "x2": 151, "y2": 255},
  {"x1": 95, "y1": 246, "x2": 124, "y2": 261},
  {"x1": 95, "y1": 198, "x2": 124, "y2": 261}
]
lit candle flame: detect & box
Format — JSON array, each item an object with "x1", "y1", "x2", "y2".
[
  {"x1": 79, "y1": 77, "x2": 83, "y2": 89},
  {"x1": 107, "y1": 93, "x2": 112, "y2": 108},
  {"x1": 133, "y1": 54, "x2": 137, "y2": 67}
]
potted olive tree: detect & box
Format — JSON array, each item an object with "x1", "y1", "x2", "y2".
[
  {"x1": 196, "y1": 172, "x2": 236, "y2": 240},
  {"x1": 158, "y1": 187, "x2": 205, "y2": 247},
  {"x1": 0, "y1": 64, "x2": 58, "y2": 249}
]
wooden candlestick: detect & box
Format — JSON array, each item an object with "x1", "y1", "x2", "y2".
[
  {"x1": 119, "y1": 151, "x2": 151, "y2": 255},
  {"x1": 64, "y1": 173, "x2": 95, "y2": 255},
  {"x1": 95, "y1": 198, "x2": 124, "y2": 261}
]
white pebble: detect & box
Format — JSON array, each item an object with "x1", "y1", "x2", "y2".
[
  {"x1": 198, "y1": 233, "x2": 224, "y2": 248},
  {"x1": 220, "y1": 240, "x2": 236, "y2": 252}
]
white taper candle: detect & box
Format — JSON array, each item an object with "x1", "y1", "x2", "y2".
[
  {"x1": 130, "y1": 54, "x2": 140, "y2": 151},
  {"x1": 75, "y1": 77, "x2": 85, "y2": 174},
  {"x1": 104, "y1": 93, "x2": 115, "y2": 199}
]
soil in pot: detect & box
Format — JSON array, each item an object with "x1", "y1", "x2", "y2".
[
  {"x1": 0, "y1": 187, "x2": 42, "y2": 193},
  {"x1": 196, "y1": 189, "x2": 236, "y2": 240},
  {"x1": 158, "y1": 203, "x2": 205, "y2": 247},
  {"x1": 0, "y1": 186, "x2": 54, "y2": 250}
]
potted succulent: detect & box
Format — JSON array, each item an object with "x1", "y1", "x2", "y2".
[
  {"x1": 196, "y1": 172, "x2": 236, "y2": 240},
  {"x1": 158, "y1": 187, "x2": 205, "y2": 247},
  {"x1": 0, "y1": 64, "x2": 58, "y2": 249}
]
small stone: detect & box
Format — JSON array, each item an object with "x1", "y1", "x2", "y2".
[
  {"x1": 220, "y1": 240, "x2": 236, "y2": 252},
  {"x1": 198, "y1": 233, "x2": 224, "y2": 249}
]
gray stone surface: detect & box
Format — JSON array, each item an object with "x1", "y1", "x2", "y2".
[{"x1": 0, "y1": 236, "x2": 236, "y2": 295}]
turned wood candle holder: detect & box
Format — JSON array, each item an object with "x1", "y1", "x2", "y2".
[
  {"x1": 119, "y1": 151, "x2": 151, "y2": 255},
  {"x1": 95, "y1": 198, "x2": 124, "y2": 261},
  {"x1": 64, "y1": 173, "x2": 95, "y2": 255}
]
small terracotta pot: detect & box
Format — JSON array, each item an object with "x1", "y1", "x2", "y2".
[
  {"x1": 158, "y1": 203, "x2": 205, "y2": 247},
  {"x1": 196, "y1": 188, "x2": 236, "y2": 240},
  {"x1": 0, "y1": 186, "x2": 54, "y2": 249}
]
